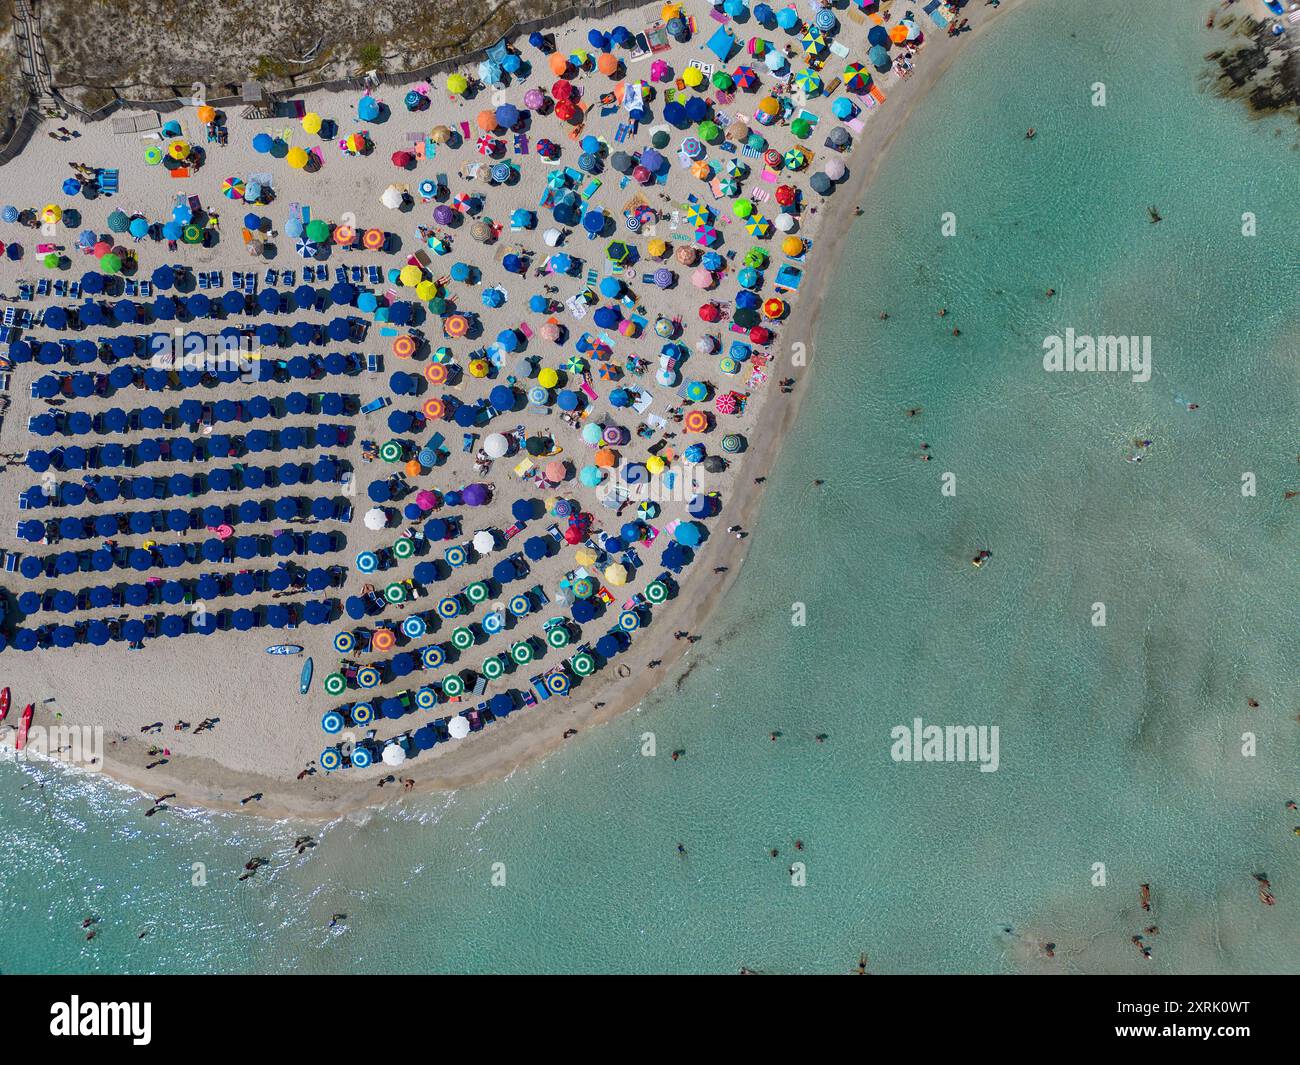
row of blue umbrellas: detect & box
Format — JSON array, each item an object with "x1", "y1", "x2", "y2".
[
  {"x1": 6, "y1": 599, "x2": 337, "y2": 650},
  {"x1": 18, "y1": 564, "x2": 340, "y2": 616},
  {"x1": 18, "y1": 531, "x2": 341, "y2": 580},
  {"x1": 18, "y1": 493, "x2": 347, "y2": 542}
]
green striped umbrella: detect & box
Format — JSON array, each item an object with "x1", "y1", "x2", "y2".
[
  {"x1": 481, "y1": 655, "x2": 505, "y2": 680},
  {"x1": 379, "y1": 440, "x2": 403, "y2": 462},
  {"x1": 385, "y1": 582, "x2": 407, "y2": 604},
  {"x1": 465, "y1": 581, "x2": 489, "y2": 605},
  {"x1": 392, "y1": 537, "x2": 414, "y2": 559},
  {"x1": 546, "y1": 624, "x2": 571, "y2": 648},
  {"x1": 450, "y1": 626, "x2": 474, "y2": 650},
  {"x1": 323, "y1": 672, "x2": 347, "y2": 696},
  {"x1": 333, "y1": 631, "x2": 355, "y2": 653},
  {"x1": 644, "y1": 580, "x2": 668, "y2": 603},
  {"x1": 356, "y1": 666, "x2": 380, "y2": 689},
  {"x1": 569, "y1": 651, "x2": 595, "y2": 677},
  {"x1": 441, "y1": 673, "x2": 464, "y2": 697},
  {"x1": 415, "y1": 686, "x2": 437, "y2": 709},
  {"x1": 510, "y1": 639, "x2": 535, "y2": 665}
]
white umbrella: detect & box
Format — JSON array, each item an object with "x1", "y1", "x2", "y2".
[
  {"x1": 382, "y1": 742, "x2": 407, "y2": 766},
  {"x1": 543, "y1": 227, "x2": 562, "y2": 247},
  {"x1": 448, "y1": 716, "x2": 471, "y2": 739},
  {"x1": 774, "y1": 212, "x2": 796, "y2": 233},
  {"x1": 656, "y1": 368, "x2": 678, "y2": 387},
  {"x1": 363, "y1": 507, "x2": 387, "y2": 530},
  {"x1": 824, "y1": 158, "x2": 846, "y2": 181},
  {"x1": 472, "y1": 530, "x2": 496, "y2": 554},
  {"x1": 381, "y1": 184, "x2": 405, "y2": 209},
  {"x1": 483, "y1": 432, "x2": 509, "y2": 458}
]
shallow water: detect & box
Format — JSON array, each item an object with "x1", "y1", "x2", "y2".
[{"x1": 1, "y1": 0, "x2": 1296, "y2": 974}]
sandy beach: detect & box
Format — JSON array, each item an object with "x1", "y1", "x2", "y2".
[{"x1": 0, "y1": 0, "x2": 1030, "y2": 818}]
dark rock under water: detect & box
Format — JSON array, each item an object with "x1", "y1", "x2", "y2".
[{"x1": 1208, "y1": 12, "x2": 1300, "y2": 119}]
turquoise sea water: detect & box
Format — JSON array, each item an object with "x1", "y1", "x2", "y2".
[{"x1": 1, "y1": 0, "x2": 1296, "y2": 974}]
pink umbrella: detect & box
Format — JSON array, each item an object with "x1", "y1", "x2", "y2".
[
  {"x1": 545, "y1": 460, "x2": 567, "y2": 482},
  {"x1": 524, "y1": 88, "x2": 546, "y2": 110},
  {"x1": 714, "y1": 393, "x2": 738, "y2": 415},
  {"x1": 416, "y1": 490, "x2": 438, "y2": 511},
  {"x1": 692, "y1": 267, "x2": 714, "y2": 289},
  {"x1": 540, "y1": 322, "x2": 561, "y2": 342},
  {"x1": 650, "y1": 59, "x2": 669, "y2": 81}
]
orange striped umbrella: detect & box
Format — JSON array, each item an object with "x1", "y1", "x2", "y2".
[
  {"x1": 684, "y1": 410, "x2": 710, "y2": 433},
  {"x1": 444, "y1": 315, "x2": 469, "y2": 338},
  {"x1": 424, "y1": 363, "x2": 448, "y2": 385},
  {"x1": 422, "y1": 397, "x2": 445, "y2": 420},
  {"x1": 362, "y1": 228, "x2": 385, "y2": 250},
  {"x1": 371, "y1": 628, "x2": 396, "y2": 652},
  {"x1": 392, "y1": 334, "x2": 417, "y2": 358},
  {"x1": 333, "y1": 225, "x2": 355, "y2": 245}
]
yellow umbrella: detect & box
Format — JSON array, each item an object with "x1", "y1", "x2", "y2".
[
  {"x1": 286, "y1": 146, "x2": 309, "y2": 169},
  {"x1": 574, "y1": 547, "x2": 597, "y2": 568},
  {"x1": 538, "y1": 367, "x2": 559, "y2": 389},
  {"x1": 168, "y1": 140, "x2": 191, "y2": 160},
  {"x1": 40, "y1": 204, "x2": 62, "y2": 225},
  {"x1": 647, "y1": 237, "x2": 667, "y2": 258},
  {"x1": 781, "y1": 236, "x2": 804, "y2": 256},
  {"x1": 468, "y1": 359, "x2": 489, "y2": 378},
  {"x1": 604, "y1": 563, "x2": 628, "y2": 587},
  {"x1": 682, "y1": 67, "x2": 703, "y2": 89},
  {"x1": 416, "y1": 279, "x2": 438, "y2": 301},
  {"x1": 302, "y1": 112, "x2": 322, "y2": 134},
  {"x1": 430, "y1": 125, "x2": 452, "y2": 143},
  {"x1": 646, "y1": 455, "x2": 666, "y2": 475},
  {"x1": 661, "y1": 4, "x2": 682, "y2": 22},
  {"x1": 196, "y1": 105, "x2": 216, "y2": 124},
  {"x1": 447, "y1": 73, "x2": 468, "y2": 95},
  {"x1": 399, "y1": 264, "x2": 423, "y2": 287}
]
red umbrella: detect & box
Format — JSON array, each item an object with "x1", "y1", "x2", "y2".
[
  {"x1": 391, "y1": 150, "x2": 414, "y2": 168},
  {"x1": 749, "y1": 325, "x2": 771, "y2": 344},
  {"x1": 552, "y1": 80, "x2": 574, "y2": 101},
  {"x1": 698, "y1": 302, "x2": 721, "y2": 322},
  {"x1": 563, "y1": 525, "x2": 583, "y2": 544},
  {"x1": 555, "y1": 100, "x2": 576, "y2": 122},
  {"x1": 775, "y1": 184, "x2": 797, "y2": 206},
  {"x1": 714, "y1": 393, "x2": 738, "y2": 415}
]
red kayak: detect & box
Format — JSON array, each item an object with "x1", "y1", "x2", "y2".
[
  {"x1": 0, "y1": 687, "x2": 8, "y2": 723},
  {"x1": 15, "y1": 703, "x2": 33, "y2": 751}
]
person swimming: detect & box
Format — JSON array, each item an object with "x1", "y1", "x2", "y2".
[
  {"x1": 1140, "y1": 883, "x2": 1151, "y2": 911},
  {"x1": 971, "y1": 549, "x2": 992, "y2": 568}
]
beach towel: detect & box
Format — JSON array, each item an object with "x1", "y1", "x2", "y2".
[{"x1": 870, "y1": 84, "x2": 887, "y2": 105}]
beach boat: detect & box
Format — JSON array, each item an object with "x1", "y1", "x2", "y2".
[
  {"x1": 15, "y1": 703, "x2": 33, "y2": 751},
  {"x1": 300, "y1": 657, "x2": 313, "y2": 695},
  {"x1": 265, "y1": 644, "x2": 304, "y2": 656},
  {"x1": 0, "y1": 687, "x2": 8, "y2": 723}
]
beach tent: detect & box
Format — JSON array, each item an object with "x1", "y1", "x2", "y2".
[{"x1": 706, "y1": 26, "x2": 737, "y2": 63}]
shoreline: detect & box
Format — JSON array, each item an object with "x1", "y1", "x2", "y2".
[{"x1": 0, "y1": 0, "x2": 1033, "y2": 821}]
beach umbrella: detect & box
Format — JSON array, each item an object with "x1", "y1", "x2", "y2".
[{"x1": 844, "y1": 63, "x2": 870, "y2": 91}]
